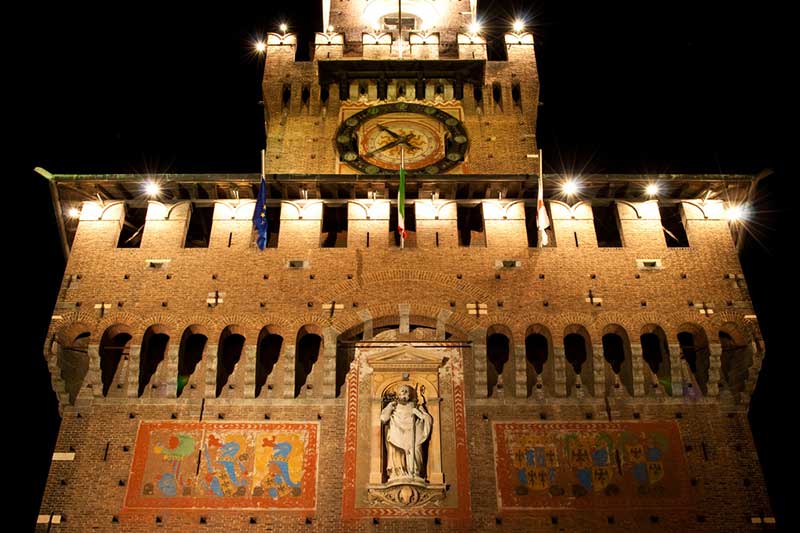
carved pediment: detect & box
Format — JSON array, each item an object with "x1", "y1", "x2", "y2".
[{"x1": 367, "y1": 345, "x2": 447, "y2": 371}]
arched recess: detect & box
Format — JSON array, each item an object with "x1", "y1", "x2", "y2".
[
  {"x1": 564, "y1": 325, "x2": 593, "y2": 396},
  {"x1": 256, "y1": 327, "x2": 284, "y2": 398},
  {"x1": 486, "y1": 325, "x2": 512, "y2": 397},
  {"x1": 640, "y1": 324, "x2": 672, "y2": 395},
  {"x1": 216, "y1": 326, "x2": 246, "y2": 397},
  {"x1": 58, "y1": 330, "x2": 90, "y2": 405},
  {"x1": 525, "y1": 324, "x2": 552, "y2": 397},
  {"x1": 99, "y1": 325, "x2": 133, "y2": 397},
  {"x1": 295, "y1": 325, "x2": 323, "y2": 398},
  {"x1": 718, "y1": 323, "x2": 754, "y2": 401},
  {"x1": 138, "y1": 325, "x2": 170, "y2": 397},
  {"x1": 601, "y1": 324, "x2": 633, "y2": 396},
  {"x1": 677, "y1": 323, "x2": 710, "y2": 395},
  {"x1": 177, "y1": 325, "x2": 208, "y2": 397}
]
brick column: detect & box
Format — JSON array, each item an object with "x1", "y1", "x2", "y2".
[
  {"x1": 126, "y1": 344, "x2": 141, "y2": 398},
  {"x1": 165, "y1": 345, "x2": 180, "y2": 398},
  {"x1": 514, "y1": 344, "x2": 527, "y2": 398},
  {"x1": 283, "y1": 344, "x2": 296, "y2": 399},
  {"x1": 592, "y1": 343, "x2": 605, "y2": 397},
  {"x1": 242, "y1": 345, "x2": 257, "y2": 399},
  {"x1": 668, "y1": 343, "x2": 683, "y2": 396},
  {"x1": 707, "y1": 343, "x2": 722, "y2": 397},
  {"x1": 630, "y1": 343, "x2": 645, "y2": 396},
  {"x1": 322, "y1": 327, "x2": 339, "y2": 399},
  {"x1": 204, "y1": 344, "x2": 218, "y2": 399},
  {"x1": 553, "y1": 345, "x2": 567, "y2": 397}
]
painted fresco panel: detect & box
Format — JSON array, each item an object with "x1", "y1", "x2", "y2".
[
  {"x1": 125, "y1": 421, "x2": 318, "y2": 510},
  {"x1": 493, "y1": 422, "x2": 690, "y2": 510}
]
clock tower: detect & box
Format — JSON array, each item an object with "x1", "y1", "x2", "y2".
[{"x1": 36, "y1": 1, "x2": 772, "y2": 531}]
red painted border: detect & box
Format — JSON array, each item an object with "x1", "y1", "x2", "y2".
[
  {"x1": 124, "y1": 421, "x2": 318, "y2": 511},
  {"x1": 493, "y1": 421, "x2": 691, "y2": 511}
]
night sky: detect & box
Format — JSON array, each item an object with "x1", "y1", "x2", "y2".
[{"x1": 20, "y1": 1, "x2": 787, "y2": 529}]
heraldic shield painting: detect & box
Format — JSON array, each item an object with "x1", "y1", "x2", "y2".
[
  {"x1": 493, "y1": 422, "x2": 690, "y2": 510},
  {"x1": 124, "y1": 422, "x2": 318, "y2": 510}
]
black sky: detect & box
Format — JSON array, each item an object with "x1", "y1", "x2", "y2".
[{"x1": 20, "y1": 1, "x2": 787, "y2": 529}]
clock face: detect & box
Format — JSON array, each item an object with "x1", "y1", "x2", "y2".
[{"x1": 336, "y1": 103, "x2": 469, "y2": 174}]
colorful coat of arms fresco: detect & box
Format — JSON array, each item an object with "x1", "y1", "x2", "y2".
[
  {"x1": 124, "y1": 422, "x2": 318, "y2": 510},
  {"x1": 493, "y1": 422, "x2": 689, "y2": 510}
]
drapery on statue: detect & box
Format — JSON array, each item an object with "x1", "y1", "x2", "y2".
[{"x1": 380, "y1": 384, "x2": 433, "y2": 481}]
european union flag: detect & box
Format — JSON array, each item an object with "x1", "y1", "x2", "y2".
[{"x1": 253, "y1": 176, "x2": 268, "y2": 250}]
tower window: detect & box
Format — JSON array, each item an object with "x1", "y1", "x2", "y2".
[
  {"x1": 281, "y1": 84, "x2": 291, "y2": 107},
  {"x1": 321, "y1": 204, "x2": 348, "y2": 248},
  {"x1": 184, "y1": 203, "x2": 213, "y2": 248},
  {"x1": 511, "y1": 82, "x2": 522, "y2": 107},
  {"x1": 659, "y1": 203, "x2": 690, "y2": 247},
  {"x1": 457, "y1": 204, "x2": 485, "y2": 247},
  {"x1": 117, "y1": 206, "x2": 147, "y2": 248},
  {"x1": 592, "y1": 202, "x2": 624, "y2": 247},
  {"x1": 397, "y1": 82, "x2": 406, "y2": 97},
  {"x1": 301, "y1": 84, "x2": 311, "y2": 105}
]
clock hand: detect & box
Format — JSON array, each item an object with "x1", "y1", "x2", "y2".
[
  {"x1": 365, "y1": 137, "x2": 403, "y2": 157},
  {"x1": 377, "y1": 124, "x2": 400, "y2": 139}
]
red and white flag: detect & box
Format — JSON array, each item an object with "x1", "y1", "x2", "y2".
[{"x1": 537, "y1": 169, "x2": 549, "y2": 246}]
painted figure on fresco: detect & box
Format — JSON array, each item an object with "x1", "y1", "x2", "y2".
[{"x1": 380, "y1": 384, "x2": 433, "y2": 480}]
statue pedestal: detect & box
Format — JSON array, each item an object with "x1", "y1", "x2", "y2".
[{"x1": 367, "y1": 478, "x2": 446, "y2": 507}]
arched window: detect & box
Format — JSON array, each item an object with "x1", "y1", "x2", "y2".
[
  {"x1": 525, "y1": 331, "x2": 549, "y2": 396},
  {"x1": 177, "y1": 326, "x2": 207, "y2": 397},
  {"x1": 255, "y1": 329, "x2": 283, "y2": 397},
  {"x1": 677, "y1": 324, "x2": 710, "y2": 395},
  {"x1": 295, "y1": 327, "x2": 322, "y2": 397},
  {"x1": 216, "y1": 327, "x2": 245, "y2": 397},
  {"x1": 602, "y1": 324, "x2": 633, "y2": 395},
  {"x1": 719, "y1": 325, "x2": 754, "y2": 400},
  {"x1": 58, "y1": 331, "x2": 90, "y2": 404},
  {"x1": 641, "y1": 325, "x2": 672, "y2": 395},
  {"x1": 486, "y1": 332, "x2": 510, "y2": 397},
  {"x1": 138, "y1": 326, "x2": 169, "y2": 397},
  {"x1": 564, "y1": 326, "x2": 593, "y2": 395},
  {"x1": 99, "y1": 325, "x2": 133, "y2": 397}
]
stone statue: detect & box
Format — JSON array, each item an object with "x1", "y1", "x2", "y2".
[{"x1": 380, "y1": 384, "x2": 432, "y2": 481}]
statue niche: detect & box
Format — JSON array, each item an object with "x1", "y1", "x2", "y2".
[{"x1": 366, "y1": 347, "x2": 447, "y2": 507}]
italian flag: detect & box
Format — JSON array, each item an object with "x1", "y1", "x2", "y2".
[{"x1": 398, "y1": 147, "x2": 407, "y2": 247}]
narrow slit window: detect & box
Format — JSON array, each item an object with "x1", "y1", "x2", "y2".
[
  {"x1": 592, "y1": 202, "x2": 623, "y2": 247},
  {"x1": 511, "y1": 82, "x2": 521, "y2": 107},
  {"x1": 184, "y1": 203, "x2": 213, "y2": 248},
  {"x1": 457, "y1": 204, "x2": 485, "y2": 247},
  {"x1": 320, "y1": 85, "x2": 330, "y2": 104},
  {"x1": 659, "y1": 203, "x2": 690, "y2": 247},
  {"x1": 492, "y1": 81, "x2": 502, "y2": 107},
  {"x1": 281, "y1": 84, "x2": 291, "y2": 107},
  {"x1": 117, "y1": 206, "x2": 147, "y2": 248},
  {"x1": 321, "y1": 204, "x2": 348, "y2": 248},
  {"x1": 301, "y1": 84, "x2": 311, "y2": 105}
]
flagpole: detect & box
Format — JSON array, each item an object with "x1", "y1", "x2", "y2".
[
  {"x1": 400, "y1": 146, "x2": 405, "y2": 249},
  {"x1": 398, "y1": 0, "x2": 403, "y2": 59}
]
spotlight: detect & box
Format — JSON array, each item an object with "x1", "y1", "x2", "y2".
[
  {"x1": 726, "y1": 204, "x2": 748, "y2": 221},
  {"x1": 327, "y1": 24, "x2": 335, "y2": 33},
  {"x1": 144, "y1": 182, "x2": 161, "y2": 197},
  {"x1": 279, "y1": 23, "x2": 288, "y2": 34},
  {"x1": 468, "y1": 22, "x2": 482, "y2": 35},
  {"x1": 562, "y1": 179, "x2": 579, "y2": 196},
  {"x1": 646, "y1": 183, "x2": 659, "y2": 196},
  {"x1": 513, "y1": 20, "x2": 525, "y2": 33},
  {"x1": 68, "y1": 207, "x2": 81, "y2": 218},
  {"x1": 255, "y1": 41, "x2": 266, "y2": 53}
]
